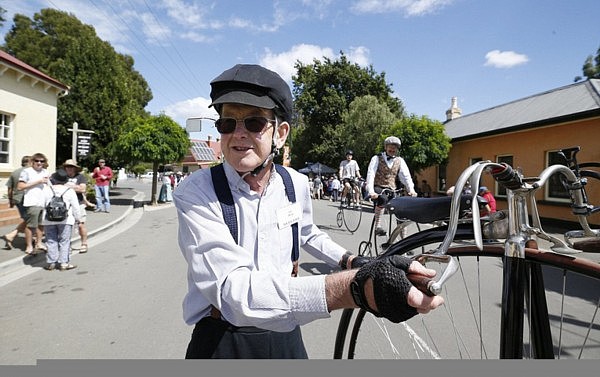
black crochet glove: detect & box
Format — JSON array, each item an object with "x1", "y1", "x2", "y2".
[{"x1": 350, "y1": 255, "x2": 418, "y2": 323}]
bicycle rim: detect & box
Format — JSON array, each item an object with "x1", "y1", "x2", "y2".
[
  {"x1": 335, "y1": 244, "x2": 600, "y2": 359},
  {"x1": 343, "y1": 203, "x2": 362, "y2": 233}
]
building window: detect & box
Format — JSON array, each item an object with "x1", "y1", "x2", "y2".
[
  {"x1": 0, "y1": 113, "x2": 12, "y2": 164},
  {"x1": 437, "y1": 163, "x2": 447, "y2": 193},
  {"x1": 496, "y1": 155, "x2": 514, "y2": 197},
  {"x1": 546, "y1": 150, "x2": 570, "y2": 202}
]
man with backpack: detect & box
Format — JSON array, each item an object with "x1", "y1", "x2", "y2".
[
  {"x1": 173, "y1": 64, "x2": 443, "y2": 359},
  {"x1": 41, "y1": 169, "x2": 81, "y2": 271}
]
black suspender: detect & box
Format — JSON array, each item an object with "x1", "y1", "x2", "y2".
[{"x1": 210, "y1": 164, "x2": 300, "y2": 263}]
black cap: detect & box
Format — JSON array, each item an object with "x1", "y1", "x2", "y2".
[
  {"x1": 51, "y1": 169, "x2": 69, "y2": 184},
  {"x1": 209, "y1": 64, "x2": 293, "y2": 122}
]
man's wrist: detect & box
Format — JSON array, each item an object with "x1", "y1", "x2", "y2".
[{"x1": 339, "y1": 251, "x2": 353, "y2": 270}]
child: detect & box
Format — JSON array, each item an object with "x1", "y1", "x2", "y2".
[{"x1": 42, "y1": 169, "x2": 82, "y2": 271}]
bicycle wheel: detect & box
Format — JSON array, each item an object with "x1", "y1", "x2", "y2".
[
  {"x1": 342, "y1": 190, "x2": 362, "y2": 233},
  {"x1": 373, "y1": 211, "x2": 390, "y2": 255},
  {"x1": 336, "y1": 210, "x2": 343, "y2": 228},
  {"x1": 335, "y1": 243, "x2": 600, "y2": 359},
  {"x1": 358, "y1": 240, "x2": 374, "y2": 257}
]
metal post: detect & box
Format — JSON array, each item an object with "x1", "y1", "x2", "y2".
[{"x1": 71, "y1": 122, "x2": 78, "y2": 161}]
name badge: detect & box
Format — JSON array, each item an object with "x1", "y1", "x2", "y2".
[{"x1": 277, "y1": 203, "x2": 302, "y2": 229}]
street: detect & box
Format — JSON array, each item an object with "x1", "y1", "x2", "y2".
[{"x1": 1, "y1": 180, "x2": 599, "y2": 364}]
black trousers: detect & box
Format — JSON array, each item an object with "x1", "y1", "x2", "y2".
[{"x1": 185, "y1": 317, "x2": 308, "y2": 359}]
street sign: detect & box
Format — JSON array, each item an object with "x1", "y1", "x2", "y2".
[{"x1": 77, "y1": 134, "x2": 92, "y2": 158}]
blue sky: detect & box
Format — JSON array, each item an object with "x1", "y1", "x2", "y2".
[{"x1": 2, "y1": 0, "x2": 599, "y2": 141}]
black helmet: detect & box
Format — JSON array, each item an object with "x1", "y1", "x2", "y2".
[{"x1": 346, "y1": 150, "x2": 354, "y2": 156}]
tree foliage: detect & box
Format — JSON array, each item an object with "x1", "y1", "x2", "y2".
[
  {"x1": 291, "y1": 54, "x2": 404, "y2": 169},
  {"x1": 0, "y1": 6, "x2": 6, "y2": 27},
  {"x1": 338, "y1": 95, "x2": 396, "y2": 166},
  {"x1": 110, "y1": 114, "x2": 191, "y2": 204},
  {"x1": 574, "y1": 45, "x2": 600, "y2": 82},
  {"x1": 2, "y1": 8, "x2": 152, "y2": 167},
  {"x1": 388, "y1": 114, "x2": 452, "y2": 173}
]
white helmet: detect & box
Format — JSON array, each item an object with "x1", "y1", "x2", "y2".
[{"x1": 384, "y1": 136, "x2": 401, "y2": 148}]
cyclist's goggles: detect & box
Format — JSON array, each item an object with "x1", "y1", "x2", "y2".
[{"x1": 215, "y1": 116, "x2": 275, "y2": 134}]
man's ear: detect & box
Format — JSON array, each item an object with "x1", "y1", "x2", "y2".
[{"x1": 275, "y1": 122, "x2": 290, "y2": 149}]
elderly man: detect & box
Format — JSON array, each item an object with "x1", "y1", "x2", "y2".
[{"x1": 173, "y1": 64, "x2": 444, "y2": 359}]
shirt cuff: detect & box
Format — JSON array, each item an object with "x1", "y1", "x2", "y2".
[{"x1": 289, "y1": 275, "x2": 330, "y2": 325}]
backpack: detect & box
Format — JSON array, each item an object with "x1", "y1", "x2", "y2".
[{"x1": 45, "y1": 186, "x2": 70, "y2": 222}]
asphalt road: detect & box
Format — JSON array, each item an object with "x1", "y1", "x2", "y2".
[{"x1": 1, "y1": 182, "x2": 598, "y2": 364}]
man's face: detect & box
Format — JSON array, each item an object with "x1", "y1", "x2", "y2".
[
  {"x1": 346, "y1": 154, "x2": 353, "y2": 160},
  {"x1": 64, "y1": 165, "x2": 77, "y2": 177},
  {"x1": 219, "y1": 103, "x2": 287, "y2": 174},
  {"x1": 32, "y1": 157, "x2": 46, "y2": 171},
  {"x1": 385, "y1": 144, "x2": 398, "y2": 156}
]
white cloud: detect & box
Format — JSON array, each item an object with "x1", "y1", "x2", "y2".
[
  {"x1": 163, "y1": 97, "x2": 219, "y2": 127},
  {"x1": 484, "y1": 50, "x2": 529, "y2": 68},
  {"x1": 259, "y1": 44, "x2": 370, "y2": 82},
  {"x1": 351, "y1": 0, "x2": 454, "y2": 16}
]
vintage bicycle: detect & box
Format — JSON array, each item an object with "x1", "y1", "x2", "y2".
[
  {"x1": 336, "y1": 177, "x2": 363, "y2": 233},
  {"x1": 334, "y1": 146, "x2": 600, "y2": 359}
]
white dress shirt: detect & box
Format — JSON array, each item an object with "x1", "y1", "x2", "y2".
[
  {"x1": 365, "y1": 153, "x2": 415, "y2": 196},
  {"x1": 173, "y1": 161, "x2": 348, "y2": 332}
]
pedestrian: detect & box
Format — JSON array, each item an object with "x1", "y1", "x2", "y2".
[
  {"x1": 365, "y1": 136, "x2": 417, "y2": 236},
  {"x1": 60, "y1": 159, "x2": 90, "y2": 253},
  {"x1": 339, "y1": 150, "x2": 361, "y2": 206},
  {"x1": 158, "y1": 172, "x2": 173, "y2": 203},
  {"x1": 91, "y1": 158, "x2": 113, "y2": 213},
  {"x1": 313, "y1": 175, "x2": 323, "y2": 200},
  {"x1": 2, "y1": 155, "x2": 31, "y2": 250},
  {"x1": 173, "y1": 63, "x2": 444, "y2": 359},
  {"x1": 479, "y1": 186, "x2": 497, "y2": 216},
  {"x1": 17, "y1": 152, "x2": 49, "y2": 255},
  {"x1": 41, "y1": 169, "x2": 81, "y2": 271},
  {"x1": 330, "y1": 175, "x2": 341, "y2": 202},
  {"x1": 421, "y1": 180, "x2": 432, "y2": 198}
]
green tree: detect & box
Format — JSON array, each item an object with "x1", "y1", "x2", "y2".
[
  {"x1": 2, "y1": 8, "x2": 152, "y2": 167},
  {"x1": 0, "y1": 6, "x2": 6, "y2": 27},
  {"x1": 337, "y1": 95, "x2": 396, "y2": 166},
  {"x1": 387, "y1": 114, "x2": 451, "y2": 173},
  {"x1": 574, "y1": 45, "x2": 600, "y2": 82},
  {"x1": 291, "y1": 53, "x2": 404, "y2": 169},
  {"x1": 110, "y1": 114, "x2": 191, "y2": 205}
]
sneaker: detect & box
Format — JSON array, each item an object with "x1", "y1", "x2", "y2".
[
  {"x1": 44, "y1": 263, "x2": 56, "y2": 271},
  {"x1": 59, "y1": 263, "x2": 77, "y2": 271},
  {"x1": 375, "y1": 227, "x2": 387, "y2": 237},
  {"x1": 94, "y1": 208, "x2": 102, "y2": 213}
]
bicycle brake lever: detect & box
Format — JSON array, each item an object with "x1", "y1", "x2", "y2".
[{"x1": 407, "y1": 255, "x2": 458, "y2": 296}]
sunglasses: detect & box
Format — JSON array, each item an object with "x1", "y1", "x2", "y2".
[
  {"x1": 34, "y1": 159, "x2": 46, "y2": 163},
  {"x1": 215, "y1": 117, "x2": 275, "y2": 134}
]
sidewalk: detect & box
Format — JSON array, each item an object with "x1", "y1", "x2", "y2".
[{"x1": 0, "y1": 182, "x2": 172, "y2": 279}]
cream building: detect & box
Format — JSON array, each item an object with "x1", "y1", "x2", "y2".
[{"x1": 0, "y1": 49, "x2": 69, "y2": 199}]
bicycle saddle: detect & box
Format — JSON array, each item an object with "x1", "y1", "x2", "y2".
[{"x1": 385, "y1": 195, "x2": 476, "y2": 223}]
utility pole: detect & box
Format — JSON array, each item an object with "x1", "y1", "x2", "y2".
[{"x1": 68, "y1": 122, "x2": 95, "y2": 161}]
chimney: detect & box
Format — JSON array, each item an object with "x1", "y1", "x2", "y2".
[
  {"x1": 445, "y1": 97, "x2": 462, "y2": 121},
  {"x1": 207, "y1": 135, "x2": 212, "y2": 146}
]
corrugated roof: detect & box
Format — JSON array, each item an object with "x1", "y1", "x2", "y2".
[{"x1": 445, "y1": 79, "x2": 600, "y2": 141}]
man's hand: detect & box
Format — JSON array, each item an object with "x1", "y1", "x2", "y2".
[{"x1": 351, "y1": 255, "x2": 444, "y2": 323}]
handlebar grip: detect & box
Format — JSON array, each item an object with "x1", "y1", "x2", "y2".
[
  {"x1": 407, "y1": 273, "x2": 436, "y2": 297},
  {"x1": 490, "y1": 163, "x2": 523, "y2": 190}
]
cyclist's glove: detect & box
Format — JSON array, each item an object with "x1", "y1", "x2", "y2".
[
  {"x1": 350, "y1": 255, "x2": 418, "y2": 323},
  {"x1": 350, "y1": 255, "x2": 372, "y2": 269}
]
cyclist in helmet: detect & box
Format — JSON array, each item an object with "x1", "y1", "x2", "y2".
[
  {"x1": 365, "y1": 136, "x2": 417, "y2": 236},
  {"x1": 338, "y1": 150, "x2": 362, "y2": 207}
]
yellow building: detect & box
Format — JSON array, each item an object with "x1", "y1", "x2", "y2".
[
  {"x1": 0, "y1": 50, "x2": 69, "y2": 206},
  {"x1": 420, "y1": 80, "x2": 600, "y2": 226}
]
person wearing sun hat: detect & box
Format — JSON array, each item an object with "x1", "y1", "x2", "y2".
[
  {"x1": 61, "y1": 159, "x2": 90, "y2": 253},
  {"x1": 173, "y1": 64, "x2": 444, "y2": 359}
]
